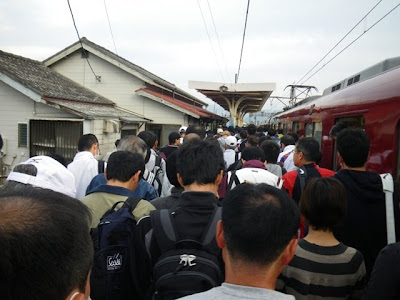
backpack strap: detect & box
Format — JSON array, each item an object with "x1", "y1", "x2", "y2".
[
  {"x1": 227, "y1": 171, "x2": 241, "y2": 191},
  {"x1": 380, "y1": 173, "x2": 396, "y2": 244},
  {"x1": 123, "y1": 196, "x2": 141, "y2": 211},
  {"x1": 201, "y1": 207, "x2": 222, "y2": 247},
  {"x1": 150, "y1": 210, "x2": 177, "y2": 253},
  {"x1": 154, "y1": 155, "x2": 162, "y2": 168},
  {"x1": 297, "y1": 167, "x2": 307, "y2": 192}
]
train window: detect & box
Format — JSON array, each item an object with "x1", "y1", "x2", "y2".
[
  {"x1": 314, "y1": 122, "x2": 322, "y2": 146},
  {"x1": 292, "y1": 122, "x2": 299, "y2": 134},
  {"x1": 305, "y1": 123, "x2": 314, "y2": 137},
  {"x1": 354, "y1": 74, "x2": 360, "y2": 83},
  {"x1": 348, "y1": 78, "x2": 354, "y2": 86}
]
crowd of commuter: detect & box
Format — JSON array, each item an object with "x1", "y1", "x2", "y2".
[{"x1": 0, "y1": 124, "x2": 399, "y2": 300}]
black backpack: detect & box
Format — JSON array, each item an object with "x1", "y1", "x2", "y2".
[
  {"x1": 90, "y1": 196, "x2": 142, "y2": 300},
  {"x1": 150, "y1": 208, "x2": 223, "y2": 300}
]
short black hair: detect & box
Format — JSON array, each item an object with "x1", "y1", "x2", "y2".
[
  {"x1": 168, "y1": 132, "x2": 181, "y2": 144},
  {"x1": 106, "y1": 151, "x2": 145, "y2": 182},
  {"x1": 296, "y1": 137, "x2": 321, "y2": 162},
  {"x1": 0, "y1": 185, "x2": 93, "y2": 299},
  {"x1": 185, "y1": 125, "x2": 206, "y2": 139},
  {"x1": 166, "y1": 150, "x2": 181, "y2": 187},
  {"x1": 280, "y1": 135, "x2": 295, "y2": 147},
  {"x1": 260, "y1": 140, "x2": 281, "y2": 163},
  {"x1": 176, "y1": 139, "x2": 224, "y2": 186},
  {"x1": 337, "y1": 128, "x2": 370, "y2": 168},
  {"x1": 288, "y1": 132, "x2": 299, "y2": 143},
  {"x1": 247, "y1": 124, "x2": 257, "y2": 135},
  {"x1": 246, "y1": 135, "x2": 259, "y2": 147},
  {"x1": 138, "y1": 131, "x2": 157, "y2": 148},
  {"x1": 241, "y1": 146, "x2": 265, "y2": 162},
  {"x1": 330, "y1": 122, "x2": 348, "y2": 138},
  {"x1": 258, "y1": 135, "x2": 269, "y2": 146},
  {"x1": 222, "y1": 184, "x2": 299, "y2": 265},
  {"x1": 300, "y1": 177, "x2": 347, "y2": 231},
  {"x1": 0, "y1": 134, "x2": 3, "y2": 151},
  {"x1": 268, "y1": 128, "x2": 277, "y2": 136},
  {"x1": 239, "y1": 130, "x2": 248, "y2": 139},
  {"x1": 78, "y1": 134, "x2": 98, "y2": 152}
]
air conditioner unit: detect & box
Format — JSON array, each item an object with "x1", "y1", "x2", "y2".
[{"x1": 103, "y1": 120, "x2": 118, "y2": 133}]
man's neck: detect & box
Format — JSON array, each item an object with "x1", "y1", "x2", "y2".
[
  {"x1": 224, "y1": 258, "x2": 280, "y2": 290},
  {"x1": 342, "y1": 164, "x2": 366, "y2": 171},
  {"x1": 107, "y1": 179, "x2": 133, "y2": 191},
  {"x1": 183, "y1": 183, "x2": 218, "y2": 197}
]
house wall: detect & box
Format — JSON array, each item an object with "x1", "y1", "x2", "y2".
[
  {"x1": 0, "y1": 81, "x2": 118, "y2": 175},
  {"x1": 49, "y1": 51, "x2": 187, "y2": 139}
]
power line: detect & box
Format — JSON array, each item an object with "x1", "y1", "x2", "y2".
[
  {"x1": 197, "y1": 0, "x2": 226, "y2": 83},
  {"x1": 66, "y1": 0, "x2": 101, "y2": 82},
  {"x1": 296, "y1": 0, "x2": 383, "y2": 85},
  {"x1": 236, "y1": 0, "x2": 250, "y2": 83},
  {"x1": 104, "y1": 0, "x2": 118, "y2": 55},
  {"x1": 206, "y1": 0, "x2": 232, "y2": 83},
  {"x1": 301, "y1": 2, "x2": 400, "y2": 84}
]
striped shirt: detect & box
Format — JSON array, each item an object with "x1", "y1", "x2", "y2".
[{"x1": 277, "y1": 239, "x2": 366, "y2": 299}]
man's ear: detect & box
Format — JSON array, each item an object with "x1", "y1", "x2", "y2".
[
  {"x1": 215, "y1": 220, "x2": 225, "y2": 249},
  {"x1": 337, "y1": 152, "x2": 344, "y2": 164},
  {"x1": 177, "y1": 173, "x2": 185, "y2": 187},
  {"x1": 281, "y1": 238, "x2": 298, "y2": 266},
  {"x1": 131, "y1": 170, "x2": 141, "y2": 184},
  {"x1": 104, "y1": 169, "x2": 108, "y2": 180},
  {"x1": 214, "y1": 170, "x2": 224, "y2": 186}
]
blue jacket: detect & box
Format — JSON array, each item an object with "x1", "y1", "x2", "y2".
[{"x1": 86, "y1": 173, "x2": 158, "y2": 200}]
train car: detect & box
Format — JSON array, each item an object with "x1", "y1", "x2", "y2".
[{"x1": 273, "y1": 57, "x2": 400, "y2": 180}]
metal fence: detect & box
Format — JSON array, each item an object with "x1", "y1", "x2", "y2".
[{"x1": 30, "y1": 120, "x2": 83, "y2": 164}]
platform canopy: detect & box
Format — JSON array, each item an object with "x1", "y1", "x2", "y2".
[{"x1": 189, "y1": 81, "x2": 275, "y2": 126}]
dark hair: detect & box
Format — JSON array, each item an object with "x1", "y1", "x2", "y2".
[
  {"x1": 268, "y1": 128, "x2": 277, "y2": 136},
  {"x1": 260, "y1": 140, "x2": 281, "y2": 163},
  {"x1": 241, "y1": 146, "x2": 265, "y2": 162},
  {"x1": 176, "y1": 139, "x2": 224, "y2": 186},
  {"x1": 106, "y1": 151, "x2": 145, "y2": 182},
  {"x1": 258, "y1": 135, "x2": 269, "y2": 146},
  {"x1": 166, "y1": 150, "x2": 181, "y2": 187},
  {"x1": 296, "y1": 137, "x2": 321, "y2": 162},
  {"x1": 239, "y1": 130, "x2": 248, "y2": 139},
  {"x1": 247, "y1": 124, "x2": 257, "y2": 135},
  {"x1": 300, "y1": 177, "x2": 347, "y2": 231},
  {"x1": 78, "y1": 134, "x2": 98, "y2": 152},
  {"x1": 330, "y1": 122, "x2": 348, "y2": 138},
  {"x1": 168, "y1": 132, "x2": 181, "y2": 144},
  {"x1": 48, "y1": 154, "x2": 67, "y2": 167},
  {"x1": 138, "y1": 131, "x2": 157, "y2": 148},
  {"x1": 280, "y1": 135, "x2": 295, "y2": 147},
  {"x1": 288, "y1": 132, "x2": 299, "y2": 143},
  {"x1": 117, "y1": 135, "x2": 148, "y2": 160},
  {"x1": 0, "y1": 134, "x2": 3, "y2": 151},
  {"x1": 246, "y1": 135, "x2": 259, "y2": 147},
  {"x1": 223, "y1": 184, "x2": 299, "y2": 265},
  {"x1": 0, "y1": 186, "x2": 93, "y2": 299},
  {"x1": 115, "y1": 139, "x2": 121, "y2": 148},
  {"x1": 185, "y1": 125, "x2": 206, "y2": 139},
  {"x1": 336, "y1": 128, "x2": 370, "y2": 167}
]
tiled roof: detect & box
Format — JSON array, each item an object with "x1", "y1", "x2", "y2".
[
  {"x1": 44, "y1": 37, "x2": 207, "y2": 107},
  {"x1": 0, "y1": 50, "x2": 112, "y2": 104},
  {"x1": 137, "y1": 88, "x2": 226, "y2": 121}
]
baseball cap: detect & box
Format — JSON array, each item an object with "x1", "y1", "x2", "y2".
[
  {"x1": 179, "y1": 126, "x2": 187, "y2": 133},
  {"x1": 225, "y1": 136, "x2": 237, "y2": 147},
  {"x1": 7, "y1": 156, "x2": 76, "y2": 198},
  {"x1": 217, "y1": 128, "x2": 223, "y2": 134}
]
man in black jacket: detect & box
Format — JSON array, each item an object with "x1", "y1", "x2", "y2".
[
  {"x1": 137, "y1": 138, "x2": 225, "y2": 297},
  {"x1": 333, "y1": 128, "x2": 400, "y2": 279}
]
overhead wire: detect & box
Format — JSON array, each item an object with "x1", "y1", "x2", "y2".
[
  {"x1": 104, "y1": 0, "x2": 118, "y2": 55},
  {"x1": 206, "y1": 0, "x2": 232, "y2": 84},
  {"x1": 295, "y1": 0, "x2": 383, "y2": 85},
  {"x1": 66, "y1": 0, "x2": 101, "y2": 82},
  {"x1": 197, "y1": 0, "x2": 226, "y2": 83},
  {"x1": 236, "y1": 0, "x2": 250, "y2": 83},
  {"x1": 301, "y1": 2, "x2": 400, "y2": 84}
]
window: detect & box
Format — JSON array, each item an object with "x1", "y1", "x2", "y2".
[
  {"x1": 30, "y1": 120, "x2": 83, "y2": 163},
  {"x1": 292, "y1": 121, "x2": 299, "y2": 134},
  {"x1": 18, "y1": 123, "x2": 28, "y2": 148},
  {"x1": 354, "y1": 74, "x2": 360, "y2": 83},
  {"x1": 305, "y1": 122, "x2": 322, "y2": 146},
  {"x1": 348, "y1": 78, "x2": 354, "y2": 86},
  {"x1": 305, "y1": 123, "x2": 314, "y2": 137}
]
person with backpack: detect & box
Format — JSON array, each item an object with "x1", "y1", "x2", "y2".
[
  {"x1": 180, "y1": 183, "x2": 300, "y2": 300},
  {"x1": 282, "y1": 137, "x2": 334, "y2": 238},
  {"x1": 82, "y1": 151, "x2": 155, "y2": 228},
  {"x1": 138, "y1": 131, "x2": 166, "y2": 197},
  {"x1": 137, "y1": 138, "x2": 226, "y2": 299}
]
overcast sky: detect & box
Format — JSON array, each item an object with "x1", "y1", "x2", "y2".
[{"x1": 1, "y1": 0, "x2": 399, "y2": 114}]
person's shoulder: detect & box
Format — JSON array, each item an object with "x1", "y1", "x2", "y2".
[
  {"x1": 282, "y1": 169, "x2": 298, "y2": 181},
  {"x1": 317, "y1": 166, "x2": 335, "y2": 177}
]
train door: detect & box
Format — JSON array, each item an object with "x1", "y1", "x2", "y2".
[
  {"x1": 396, "y1": 122, "x2": 400, "y2": 182},
  {"x1": 331, "y1": 116, "x2": 365, "y2": 171}
]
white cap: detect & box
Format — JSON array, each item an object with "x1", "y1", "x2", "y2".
[
  {"x1": 179, "y1": 126, "x2": 187, "y2": 133},
  {"x1": 225, "y1": 136, "x2": 237, "y2": 147},
  {"x1": 217, "y1": 128, "x2": 223, "y2": 134},
  {"x1": 7, "y1": 156, "x2": 76, "y2": 198}
]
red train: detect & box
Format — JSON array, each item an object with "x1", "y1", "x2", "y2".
[{"x1": 273, "y1": 57, "x2": 400, "y2": 180}]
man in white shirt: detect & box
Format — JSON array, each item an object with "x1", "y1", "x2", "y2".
[
  {"x1": 223, "y1": 136, "x2": 238, "y2": 170},
  {"x1": 68, "y1": 134, "x2": 101, "y2": 199},
  {"x1": 277, "y1": 135, "x2": 296, "y2": 172}
]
